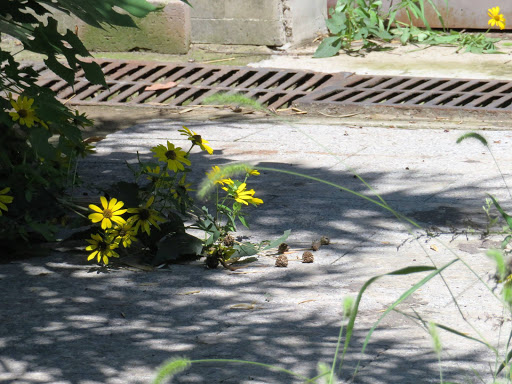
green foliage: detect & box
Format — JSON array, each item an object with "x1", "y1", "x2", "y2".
[
  {"x1": 83, "y1": 127, "x2": 286, "y2": 268},
  {"x1": 0, "y1": 0, "x2": 179, "y2": 247},
  {"x1": 314, "y1": 0, "x2": 392, "y2": 57},
  {"x1": 315, "y1": 0, "x2": 501, "y2": 57}
]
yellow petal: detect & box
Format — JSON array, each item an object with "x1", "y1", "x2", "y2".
[
  {"x1": 0, "y1": 187, "x2": 10, "y2": 194},
  {"x1": 108, "y1": 198, "x2": 118, "y2": 210},
  {"x1": 89, "y1": 213, "x2": 104, "y2": 223},
  {"x1": 103, "y1": 255, "x2": 109, "y2": 265},
  {"x1": 87, "y1": 251, "x2": 98, "y2": 260},
  {"x1": 111, "y1": 216, "x2": 127, "y2": 225},
  {"x1": 100, "y1": 196, "x2": 108, "y2": 209},
  {"x1": 89, "y1": 204, "x2": 103, "y2": 213},
  {"x1": 101, "y1": 218, "x2": 112, "y2": 229},
  {"x1": 112, "y1": 200, "x2": 124, "y2": 211}
]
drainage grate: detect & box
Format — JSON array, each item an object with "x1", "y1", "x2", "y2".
[
  {"x1": 298, "y1": 75, "x2": 512, "y2": 112},
  {"x1": 29, "y1": 59, "x2": 344, "y2": 110}
]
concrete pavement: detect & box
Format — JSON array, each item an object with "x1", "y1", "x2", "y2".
[{"x1": 2, "y1": 114, "x2": 512, "y2": 383}]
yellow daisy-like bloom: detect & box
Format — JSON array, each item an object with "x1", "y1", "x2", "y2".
[
  {"x1": 9, "y1": 94, "x2": 38, "y2": 128},
  {"x1": 223, "y1": 182, "x2": 263, "y2": 205},
  {"x1": 179, "y1": 126, "x2": 213, "y2": 155},
  {"x1": 246, "y1": 168, "x2": 260, "y2": 176},
  {"x1": 171, "y1": 177, "x2": 195, "y2": 204},
  {"x1": 127, "y1": 196, "x2": 165, "y2": 235},
  {"x1": 107, "y1": 223, "x2": 137, "y2": 248},
  {"x1": 86, "y1": 233, "x2": 119, "y2": 265},
  {"x1": 88, "y1": 196, "x2": 127, "y2": 230},
  {"x1": 206, "y1": 166, "x2": 233, "y2": 185},
  {"x1": 146, "y1": 165, "x2": 162, "y2": 182},
  {"x1": 488, "y1": 6, "x2": 506, "y2": 30},
  {"x1": 151, "y1": 141, "x2": 191, "y2": 173},
  {"x1": 0, "y1": 187, "x2": 14, "y2": 216}
]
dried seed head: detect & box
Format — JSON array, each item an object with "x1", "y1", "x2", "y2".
[
  {"x1": 277, "y1": 243, "x2": 290, "y2": 254},
  {"x1": 320, "y1": 236, "x2": 330, "y2": 245},
  {"x1": 311, "y1": 240, "x2": 321, "y2": 251},
  {"x1": 275, "y1": 255, "x2": 288, "y2": 268},
  {"x1": 223, "y1": 234, "x2": 235, "y2": 247},
  {"x1": 302, "y1": 251, "x2": 314, "y2": 263}
]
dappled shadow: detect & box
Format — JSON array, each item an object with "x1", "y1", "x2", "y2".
[{"x1": 1, "y1": 117, "x2": 507, "y2": 383}]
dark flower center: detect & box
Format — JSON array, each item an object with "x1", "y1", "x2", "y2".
[
  {"x1": 138, "y1": 208, "x2": 151, "y2": 221},
  {"x1": 98, "y1": 241, "x2": 108, "y2": 252},
  {"x1": 119, "y1": 229, "x2": 127, "y2": 237},
  {"x1": 18, "y1": 109, "x2": 28, "y2": 118},
  {"x1": 165, "y1": 150, "x2": 177, "y2": 160},
  {"x1": 192, "y1": 135, "x2": 202, "y2": 145}
]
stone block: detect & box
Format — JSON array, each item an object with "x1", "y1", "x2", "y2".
[
  {"x1": 224, "y1": 0, "x2": 282, "y2": 20},
  {"x1": 189, "y1": 0, "x2": 226, "y2": 19},
  {"x1": 191, "y1": 18, "x2": 286, "y2": 45},
  {"x1": 77, "y1": 0, "x2": 190, "y2": 54}
]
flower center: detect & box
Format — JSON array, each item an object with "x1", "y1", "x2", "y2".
[
  {"x1": 138, "y1": 208, "x2": 151, "y2": 221},
  {"x1": 165, "y1": 150, "x2": 177, "y2": 160},
  {"x1": 18, "y1": 109, "x2": 28, "y2": 118},
  {"x1": 119, "y1": 229, "x2": 127, "y2": 237},
  {"x1": 192, "y1": 135, "x2": 202, "y2": 145},
  {"x1": 98, "y1": 241, "x2": 108, "y2": 252},
  {"x1": 103, "y1": 209, "x2": 113, "y2": 219}
]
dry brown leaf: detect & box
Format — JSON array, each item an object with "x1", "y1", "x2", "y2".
[
  {"x1": 430, "y1": 245, "x2": 438, "y2": 252},
  {"x1": 230, "y1": 302, "x2": 257, "y2": 310},
  {"x1": 145, "y1": 81, "x2": 178, "y2": 91},
  {"x1": 298, "y1": 299, "x2": 316, "y2": 305},
  {"x1": 177, "y1": 290, "x2": 201, "y2": 295}
]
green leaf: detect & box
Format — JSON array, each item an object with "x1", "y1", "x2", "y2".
[
  {"x1": 29, "y1": 126, "x2": 54, "y2": 160},
  {"x1": 261, "y1": 229, "x2": 291, "y2": 251},
  {"x1": 488, "y1": 194, "x2": 512, "y2": 230},
  {"x1": 326, "y1": 13, "x2": 347, "y2": 34},
  {"x1": 79, "y1": 60, "x2": 107, "y2": 87},
  {"x1": 400, "y1": 29, "x2": 411, "y2": 45},
  {"x1": 44, "y1": 55, "x2": 74, "y2": 85},
  {"x1": 232, "y1": 243, "x2": 259, "y2": 258},
  {"x1": 153, "y1": 232, "x2": 203, "y2": 265},
  {"x1": 313, "y1": 36, "x2": 342, "y2": 58}
]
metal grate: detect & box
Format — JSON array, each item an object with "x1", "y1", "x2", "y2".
[
  {"x1": 298, "y1": 75, "x2": 512, "y2": 111},
  {"x1": 29, "y1": 59, "x2": 344, "y2": 110}
]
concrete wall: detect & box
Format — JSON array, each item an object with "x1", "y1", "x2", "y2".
[{"x1": 190, "y1": 0, "x2": 327, "y2": 46}]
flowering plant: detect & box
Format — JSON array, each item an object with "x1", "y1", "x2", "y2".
[
  {"x1": 84, "y1": 126, "x2": 279, "y2": 268},
  {"x1": 0, "y1": 0, "x2": 169, "y2": 251}
]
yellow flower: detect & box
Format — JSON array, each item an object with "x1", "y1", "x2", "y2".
[
  {"x1": 9, "y1": 94, "x2": 38, "y2": 127},
  {"x1": 151, "y1": 141, "x2": 191, "y2": 172},
  {"x1": 171, "y1": 176, "x2": 195, "y2": 202},
  {"x1": 88, "y1": 196, "x2": 127, "y2": 230},
  {"x1": 223, "y1": 182, "x2": 263, "y2": 205},
  {"x1": 179, "y1": 126, "x2": 213, "y2": 154},
  {"x1": 107, "y1": 223, "x2": 137, "y2": 248},
  {"x1": 488, "y1": 6, "x2": 506, "y2": 30},
  {"x1": 246, "y1": 168, "x2": 260, "y2": 176},
  {"x1": 146, "y1": 165, "x2": 162, "y2": 182},
  {"x1": 0, "y1": 187, "x2": 14, "y2": 216},
  {"x1": 127, "y1": 196, "x2": 165, "y2": 235},
  {"x1": 86, "y1": 233, "x2": 119, "y2": 265},
  {"x1": 206, "y1": 166, "x2": 233, "y2": 185}
]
